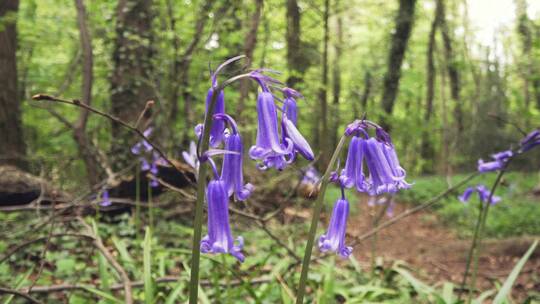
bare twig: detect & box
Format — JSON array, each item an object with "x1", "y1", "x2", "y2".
[
  {"x1": 0, "y1": 287, "x2": 43, "y2": 304},
  {"x1": 23, "y1": 276, "x2": 271, "y2": 294}
]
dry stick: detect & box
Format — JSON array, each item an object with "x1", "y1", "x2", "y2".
[
  {"x1": 77, "y1": 217, "x2": 133, "y2": 304},
  {"x1": 0, "y1": 287, "x2": 43, "y2": 304},
  {"x1": 24, "y1": 276, "x2": 271, "y2": 294}
]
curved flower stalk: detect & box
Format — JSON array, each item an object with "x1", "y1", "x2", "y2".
[
  {"x1": 318, "y1": 187, "x2": 352, "y2": 258},
  {"x1": 200, "y1": 179, "x2": 244, "y2": 262},
  {"x1": 459, "y1": 184, "x2": 501, "y2": 205},
  {"x1": 216, "y1": 114, "x2": 254, "y2": 201}
]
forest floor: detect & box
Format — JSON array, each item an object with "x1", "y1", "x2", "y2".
[{"x1": 347, "y1": 200, "x2": 540, "y2": 300}]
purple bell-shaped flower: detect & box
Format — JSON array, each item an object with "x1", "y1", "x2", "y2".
[
  {"x1": 200, "y1": 179, "x2": 245, "y2": 262},
  {"x1": 319, "y1": 191, "x2": 352, "y2": 258}
]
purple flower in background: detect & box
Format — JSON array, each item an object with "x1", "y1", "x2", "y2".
[
  {"x1": 364, "y1": 138, "x2": 402, "y2": 195},
  {"x1": 319, "y1": 191, "x2": 352, "y2": 258},
  {"x1": 131, "y1": 128, "x2": 154, "y2": 155},
  {"x1": 200, "y1": 180, "x2": 244, "y2": 262},
  {"x1": 149, "y1": 161, "x2": 159, "y2": 188},
  {"x1": 520, "y1": 129, "x2": 540, "y2": 153},
  {"x1": 182, "y1": 141, "x2": 200, "y2": 173},
  {"x1": 339, "y1": 136, "x2": 368, "y2": 192},
  {"x1": 459, "y1": 184, "x2": 501, "y2": 205},
  {"x1": 217, "y1": 114, "x2": 254, "y2": 201},
  {"x1": 478, "y1": 149, "x2": 512, "y2": 173},
  {"x1": 301, "y1": 166, "x2": 320, "y2": 185},
  {"x1": 249, "y1": 91, "x2": 293, "y2": 170},
  {"x1": 100, "y1": 189, "x2": 111, "y2": 207}
]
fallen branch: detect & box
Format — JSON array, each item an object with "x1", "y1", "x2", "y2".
[{"x1": 0, "y1": 287, "x2": 43, "y2": 304}]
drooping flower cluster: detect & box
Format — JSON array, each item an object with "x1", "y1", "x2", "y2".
[
  {"x1": 459, "y1": 184, "x2": 501, "y2": 205},
  {"x1": 338, "y1": 120, "x2": 411, "y2": 195},
  {"x1": 131, "y1": 127, "x2": 163, "y2": 188},
  {"x1": 476, "y1": 128, "x2": 540, "y2": 173},
  {"x1": 185, "y1": 61, "x2": 314, "y2": 262},
  {"x1": 319, "y1": 120, "x2": 410, "y2": 258}
]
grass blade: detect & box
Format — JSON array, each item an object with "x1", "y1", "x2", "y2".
[
  {"x1": 493, "y1": 240, "x2": 538, "y2": 304},
  {"x1": 143, "y1": 227, "x2": 154, "y2": 304}
]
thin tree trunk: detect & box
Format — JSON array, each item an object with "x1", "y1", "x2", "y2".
[
  {"x1": 236, "y1": 0, "x2": 264, "y2": 118},
  {"x1": 176, "y1": 0, "x2": 215, "y2": 142},
  {"x1": 0, "y1": 0, "x2": 27, "y2": 170},
  {"x1": 331, "y1": 0, "x2": 343, "y2": 149},
  {"x1": 515, "y1": 0, "x2": 535, "y2": 111},
  {"x1": 380, "y1": 0, "x2": 417, "y2": 125},
  {"x1": 73, "y1": 0, "x2": 104, "y2": 186},
  {"x1": 110, "y1": 0, "x2": 155, "y2": 171},
  {"x1": 438, "y1": 0, "x2": 463, "y2": 134},
  {"x1": 318, "y1": 0, "x2": 330, "y2": 167},
  {"x1": 286, "y1": 0, "x2": 304, "y2": 88},
  {"x1": 360, "y1": 71, "x2": 372, "y2": 113},
  {"x1": 420, "y1": 0, "x2": 439, "y2": 171}
]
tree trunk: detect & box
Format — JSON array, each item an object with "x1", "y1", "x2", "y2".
[
  {"x1": 318, "y1": 0, "x2": 330, "y2": 167},
  {"x1": 331, "y1": 0, "x2": 343, "y2": 148},
  {"x1": 110, "y1": 0, "x2": 155, "y2": 171},
  {"x1": 236, "y1": 0, "x2": 264, "y2": 119},
  {"x1": 420, "y1": 0, "x2": 439, "y2": 171},
  {"x1": 171, "y1": 0, "x2": 214, "y2": 143},
  {"x1": 380, "y1": 0, "x2": 417, "y2": 124},
  {"x1": 73, "y1": 0, "x2": 104, "y2": 186},
  {"x1": 438, "y1": 0, "x2": 463, "y2": 134},
  {"x1": 286, "y1": 0, "x2": 304, "y2": 88},
  {"x1": 0, "y1": 0, "x2": 27, "y2": 170},
  {"x1": 360, "y1": 71, "x2": 372, "y2": 113}
]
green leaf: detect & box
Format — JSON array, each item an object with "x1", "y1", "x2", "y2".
[{"x1": 493, "y1": 240, "x2": 538, "y2": 304}]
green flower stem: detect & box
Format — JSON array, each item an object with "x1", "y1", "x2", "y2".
[
  {"x1": 188, "y1": 71, "x2": 251, "y2": 304},
  {"x1": 135, "y1": 164, "x2": 141, "y2": 240},
  {"x1": 296, "y1": 135, "x2": 347, "y2": 304},
  {"x1": 459, "y1": 161, "x2": 510, "y2": 302},
  {"x1": 467, "y1": 163, "x2": 509, "y2": 303},
  {"x1": 148, "y1": 182, "x2": 153, "y2": 230}
]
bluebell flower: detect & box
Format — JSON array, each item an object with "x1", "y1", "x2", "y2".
[
  {"x1": 149, "y1": 161, "x2": 159, "y2": 188},
  {"x1": 301, "y1": 166, "x2": 320, "y2": 185},
  {"x1": 282, "y1": 87, "x2": 301, "y2": 125},
  {"x1": 364, "y1": 138, "x2": 405, "y2": 195},
  {"x1": 215, "y1": 114, "x2": 254, "y2": 201},
  {"x1": 281, "y1": 113, "x2": 314, "y2": 161},
  {"x1": 339, "y1": 136, "x2": 368, "y2": 192},
  {"x1": 249, "y1": 91, "x2": 293, "y2": 170},
  {"x1": 131, "y1": 127, "x2": 153, "y2": 155},
  {"x1": 200, "y1": 179, "x2": 244, "y2": 262},
  {"x1": 381, "y1": 142, "x2": 411, "y2": 191},
  {"x1": 520, "y1": 129, "x2": 540, "y2": 153},
  {"x1": 459, "y1": 184, "x2": 501, "y2": 205},
  {"x1": 477, "y1": 149, "x2": 512, "y2": 173},
  {"x1": 100, "y1": 189, "x2": 111, "y2": 207},
  {"x1": 319, "y1": 189, "x2": 352, "y2": 258},
  {"x1": 182, "y1": 141, "x2": 199, "y2": 173}
]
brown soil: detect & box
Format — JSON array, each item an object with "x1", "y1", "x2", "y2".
[{"x1": 347, "y1": 198, "x2": 540, "y2": 301}]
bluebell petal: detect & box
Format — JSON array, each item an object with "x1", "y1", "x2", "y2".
[{"x1": 318, "y1": 197, "x2": 352, "y2": 258}]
